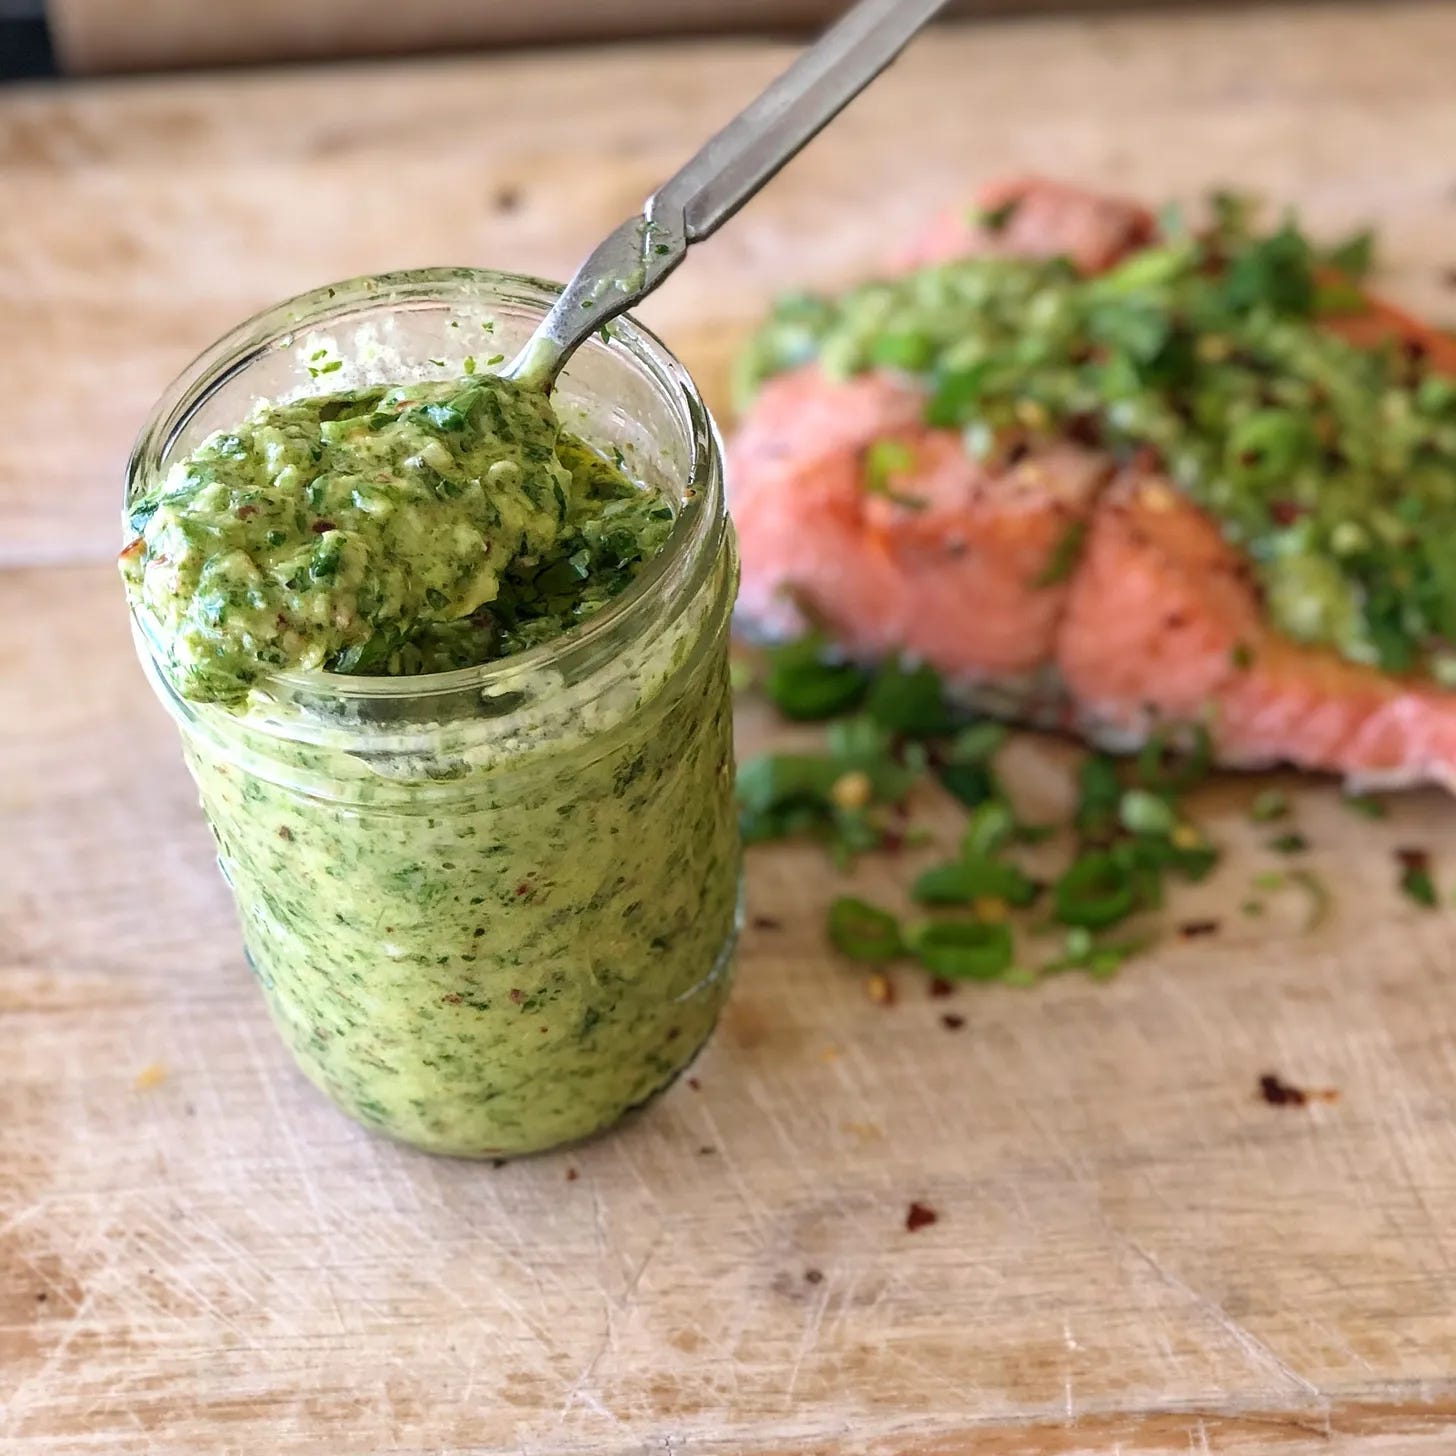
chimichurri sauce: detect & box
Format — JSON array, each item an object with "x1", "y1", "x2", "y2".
[{"x1": 123, "y1": 371, "x2": 739, "y2": 1157}]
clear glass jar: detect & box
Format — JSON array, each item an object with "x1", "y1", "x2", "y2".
[{"x1": 126, "y1": 269, "x2": 741, "y2": 1158}]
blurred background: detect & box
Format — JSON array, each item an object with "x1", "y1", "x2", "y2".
[{"x1": 7, "y1": 0, "x2": 1240, "y2": 76}]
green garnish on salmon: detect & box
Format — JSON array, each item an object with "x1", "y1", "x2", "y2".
[{"x1": 738, "y1": 201, "x2": 1456, "y2": 678}]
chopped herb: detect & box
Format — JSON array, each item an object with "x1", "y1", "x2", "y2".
[
  {"x1": 1324, "y1": 227, "x2": 1375, "y2": 280},
  {"x1": 1249, "y1": 789, "x2": 1290, "y2": 823},
  {"x1": 1053, "y1": 852, "x2": 1138, "y2": 930},
  {"x1": 1396, "y1": 847, "x2": 1437, "y2": 908},
  {"x1": 827, "y1": 897, "x2": 903, "y2": 963},
  {"x1": 1288, "y1": 868, "x2": 1331, "y2": 930},
  {"x1": 937, "y1": 760, "x2": 998, "y2": 809},
  {"x1": 961, "y1": 799, "x2": 1015, "y2": 857},
  {"x1": 1230, "y1": 642, "x2": 1255, "y2": 670},
  {"x1": 1042, "y1": 927, "x2": 1145, "y2": 979},
  {"x1": 1137, "y1": 726, "x2": 1212, "y2": 794},
  {"x1": 864, "y1": 657, "x2": 956, "y2": 735},
  {"x1": 976, "y1": 198, "x2": 1021, "y2": 234},
  {"x1": 1075, "y1": 754, "x2": 1124, "y2": 839},
  {"x1": 912, "y1": 854, "x2": 1037, "y2": 908},
  {"x1": 763, "y1": 635, "x2": 871, "y2": 720},
  {"x1": 1119, "y1": 788, "x2": 1176, "y2": 837},
  {"x1": 1267, "y1": 832, "x2": 1310, "y2": 855},
  {"x1": 1342, "y1": 793, "x2": 1387, "y2": 820},
  {"x1": 863, "y1": 439, "x2": 925, "y2": 509},
  {"x1": 909, "y1": 920, "x2": 1014, "y2": 981},
  {"x1": 1032, "y1": 519, "x2": 1086, "y2": 588}
]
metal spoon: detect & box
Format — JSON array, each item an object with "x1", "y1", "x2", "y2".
[{"x1": 504, "y1": 0, "x2": 951, "y2": 392}]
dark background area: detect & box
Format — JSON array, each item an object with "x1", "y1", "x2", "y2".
[
  {"x1": 0, "y1": 0, "x2": 53, "y2": 78},
  {"x1": 0, "y1": 1, "x2": 1294, "y2": 83}
]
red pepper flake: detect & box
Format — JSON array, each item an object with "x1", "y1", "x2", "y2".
[
  {"x1": 665, "y1": 1026, "x2": 681, "y2": 1042},
  {"x1": 236, "y1": 504, "x2": 259, "y2": 519},
  {"x1": 508, "y1": 988, "x2": 524, "y2": 1004},
  {"x1": 118, "y1": 537, "x2": 144, "y2": 562},
  {"x1": 277, "y1": 826, "x2": 293, "y2": 841},
  {"x1": 1178, "y1": 919, "x2": 1220, "y2": 939},
  {"x1": 905, "y1": 1201, "x2": 938, "y2": 1233},
  {"x1": 440, "y1": 993, "x2": 463, "y2": 1005},
  {"x1": 1396, "y1": 846, "x2": 1431, "y2": 873},
  {"x1": 311, "y1": 519, "x2": 337, "y2": 534},
  {"x1": 751, "y1": 915, "x2": 782, "y2": 931},
  {"x1": 1269, "y1": 500, "x2": 1306, "y2": 526},
  {"x1": 803, "y1": 1268, "x2": 824, "y2": 1285},
  {"x1": 940, "y1": 1013, "x2": 966, "y2": 1031},
  {"x1": 1258, "y1": 1072, "x2": 1340, "y2": 1107},
  {"x1": 928, "y1": 978, "x2": 954, "y2": 999},
  {"x1": 1259, "y1": 1073, "x2": 1304, "y2": 1106},
  {"x1": 515, "y1": 881, "x2": 534, "y2": 898},
  {"x1": 565, "y1": 1167, "x2": 578, "y2": 1182},
  {"x1": 686, "y1": 1077, "x2": 701, "y2": 1092}
]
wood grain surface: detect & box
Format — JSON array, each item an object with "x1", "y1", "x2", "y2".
[{"x1": 6, "y1": 5, "x2": 1456, "y2": 1452}]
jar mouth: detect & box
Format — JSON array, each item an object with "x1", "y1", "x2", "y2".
[{"x1": 124, "y1": 266, "x2": 724, "y2": 707}]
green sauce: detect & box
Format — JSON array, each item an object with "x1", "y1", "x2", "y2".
[
  {"x1": 123, "y1": 372, "x2": 739, "y2": 1157},
  {"x1": 739, "y1": 210, "x2": 1456, "y2": 680},
  {"x1": 122, "y1": 374, "x2": 674, "y2": 703}
]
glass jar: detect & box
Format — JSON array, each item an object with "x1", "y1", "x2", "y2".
[{"x1": 126, "y1": 269, "x2": 741, "y2": 1158}]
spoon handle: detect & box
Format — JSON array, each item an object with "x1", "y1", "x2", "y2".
[{"x1": 505, "y1": 0, "x2": 950, "y2": 391}]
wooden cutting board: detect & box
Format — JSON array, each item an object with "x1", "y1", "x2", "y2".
[{"x1": 6, "y1": 6, "x2": 1456, "y2": 1452}]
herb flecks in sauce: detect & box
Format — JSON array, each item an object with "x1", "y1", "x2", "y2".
[
  {"x1": 123, "y1": 367, "x2": 737, "y2": 1158},
  {"x1": 739, "y1": 204, "x2": 1456, "y2": 677},
  {"x1": 123, "y1": 374, "x2": 672, "y2": 704}
]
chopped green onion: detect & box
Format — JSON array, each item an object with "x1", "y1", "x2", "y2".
[
  {"x1": 910, "y1": 920, "x2": 1014, "y2": 981},
  {"x1": 864, "y1": 657, "x2": 956, "y2": 735},
  {"x1": 1249, "y1": 789, "x2": 1290, "y2": 823},
  {"x1": 1342, "y1": 794, "x2": 1387, "y2": 820},
  {"x1": 1053, "y1": 852, "x2": 1138, "y2": 929},
  {"x1": 827, "y1": 897, "x2": 903, "y2": 962},
  {"x1": 763, "y1": 636, "x2": 871, "y2": 720},
  {"x1": 1075, "y1": 754, "x2": 1124, "y2": 838},
  {"x1": 961, "y1": 800, "x2": 1015, "y2": 857},
  {"x1": 912, "y1": 854, "x2": 1038, "y2": 908},
  {"x1": 1032, "y1": 519, "x2": 1086, "y2": 588},
  {"x1": 1119, "y1": 788, "x2": 1176, "y2": 837},
  {"x1": 1136, "y1": 725, "x2": 1212, "y2": 794}
]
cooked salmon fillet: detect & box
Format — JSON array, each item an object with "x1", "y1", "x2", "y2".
[{"x1": 729, "y1": 177, "x2": 1456, "y2": 790}]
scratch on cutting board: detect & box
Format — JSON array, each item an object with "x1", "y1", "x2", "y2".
[
  {"x1": 783, "y1": 1275, "x2": 831, "y2": 1404},
  {"x1": 558, "y1": 1239, "x2": 661, "y2": 1421},
  {"x1": 1117, "y1": 1231, "x2": 1327, "y2": 1405}
]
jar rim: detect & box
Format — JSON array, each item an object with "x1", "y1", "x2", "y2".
[{"x1": 124, "y1": 266, "x2": 724, "y2": 707}]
